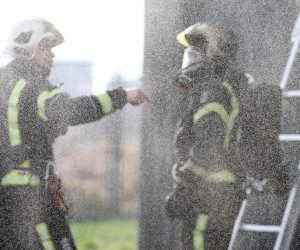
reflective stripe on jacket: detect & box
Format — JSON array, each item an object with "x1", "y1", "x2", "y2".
[
  {"x1": 0, "y1": 61, "x2": 127, "y2": 181},
  {"x1": 175, "y1": 159, "x2": 236, "y2": 186},
  {"x1": 193, "y1": 81, "x2": 239, "y2": 150}
]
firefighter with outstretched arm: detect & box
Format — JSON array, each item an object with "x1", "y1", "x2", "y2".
[{"x1": 0, "y1": 17, "x2": 147, "y2": 249}]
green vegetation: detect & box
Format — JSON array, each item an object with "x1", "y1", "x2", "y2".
[{"x1": 71, "y1": 218, "x2": 137, "y2": 250}]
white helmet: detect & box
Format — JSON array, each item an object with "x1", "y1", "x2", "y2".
[{"x1": 0, "y1": 17, "x2": 64, "y2": 66}]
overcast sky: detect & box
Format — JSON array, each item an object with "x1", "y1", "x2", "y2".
[{"x1": 0, "y1": 0, "x2": 144, "y2": 93}]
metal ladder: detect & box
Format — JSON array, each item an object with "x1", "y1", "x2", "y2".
[
  {"x1": 228, "y1": 12, "x2": 300, "y2": 250},
  {"x1": 228, "y1": 163, "x2": 300, "y2": 250}
]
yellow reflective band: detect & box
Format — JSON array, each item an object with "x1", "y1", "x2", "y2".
[
  {"x1": 193, "y1": 81, "x2": 239, "y2": 150},
  {"x1": 187, "y1": 162, "x2": 206, "y2": 178},
  {"x1": 1, "y1": 170, "x2": 40, "y2": 186},
  {"x1": 193, "y1": 102, "x2": 229, "y2": 126},
  {"x1": 20, "y1": 160, "x2": 30, "y2": 169},
  {"x1": 96, "y1": 92, "x2": 114, "y2": 114},
  {"x1": 186, "y1": 160, "x2": 236, "y2": 183},
  {"x1": 206, "y1": 170, "x2": 236, "y2": 183},
  {"x1": 36, "y1": 223, "x2": 55, "y2": 250},
  {"x1": 223, "y1": 82, "x2": 239, "y2": 149},
  {"x1": 7, "y1": 79, "x2": 27, "y2": 146},
  {"x1": 193, "y1": 214, "x2": 208, "y2": 250},
  {"x1": 176, "y1": 31, "x2": 190, "y2": 47},
  {"x1": 37, "y1": 88, "x2": 61, "y2": 121},
  {"x1": 196, "y1": 214, "x2": 208, "y2": 231}
]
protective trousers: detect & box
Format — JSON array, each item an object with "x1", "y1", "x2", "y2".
[
  {"x1": 180, "y1": 183, "x2": 243, "y2": 250},
  {"x1": 0, "y1": 186, "x2": 76, "y2": 249}
]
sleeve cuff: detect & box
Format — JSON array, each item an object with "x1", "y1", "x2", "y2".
[
  {"x1": 107, "y1": 87, "x2": 128, "y2": 110},
  {"x1": 95, "y1": 87, "x2": 127, "y2": 114}
]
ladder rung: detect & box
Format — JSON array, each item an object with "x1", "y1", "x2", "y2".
[
  {"x1": 279, "y1": 134, "x2": 300, "y2": 141},
  {"x1": 283, "y1": 90, "x2": 300, "y2": 97},
  {"x1": 241, "y1": 224, "x2": 281, "y2": 232}
]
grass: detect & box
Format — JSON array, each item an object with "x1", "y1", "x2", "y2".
[{"x1": 70, "y1": 218, "x2": 137, "y2": 250}]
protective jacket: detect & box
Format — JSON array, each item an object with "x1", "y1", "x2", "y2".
[
  {"x1": 0, "y1": 59, "x2": 127, "y2": 249},
  {"x1": 0, "y1": 59, "x2": 127, "y2": 180},
  {"x1": 174, "y1": 60, "x2": 248, "y2": 187}
]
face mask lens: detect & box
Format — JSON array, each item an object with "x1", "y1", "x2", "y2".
[{"x1": 181, "y1": 46, "x2": 204, "y2": 69}]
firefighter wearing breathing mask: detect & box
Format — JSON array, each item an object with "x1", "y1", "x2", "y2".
[
  {"x1": 164, "y1": 23, "x2": 249, "y2": 250},
  {"x1": 0, "y1": 17, "x2": 147, "y2": 249}
]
